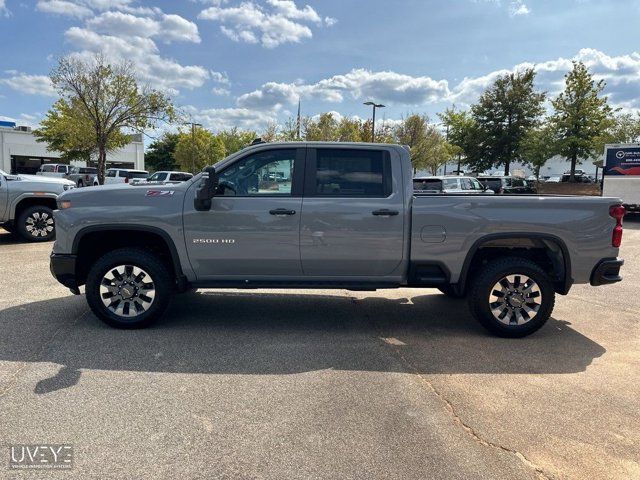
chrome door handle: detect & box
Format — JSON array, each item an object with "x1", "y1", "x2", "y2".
[
  {"x1": 269, "y1": 208, "x2": 296, "y2": 216},
  {"x1": 372, "y1": 209, "x2": 399, "y2": 216}
]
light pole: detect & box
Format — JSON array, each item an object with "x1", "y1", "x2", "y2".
[
  {"x1": 363, "y1": 102, "x2": 385, "y2": 142},
  {"x1": 184, "y1": 122, "x2": 202, "y2": 173}
]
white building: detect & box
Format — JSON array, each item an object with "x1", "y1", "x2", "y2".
[{"x1": 0, "y1": 121, "x2": 144, "y2": 174}]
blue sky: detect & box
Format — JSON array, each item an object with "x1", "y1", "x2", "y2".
[{"x1": 1, "y1": 0, "x2": 639, "y2": 135}]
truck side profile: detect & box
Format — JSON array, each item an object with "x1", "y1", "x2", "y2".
[
  {"x1": 50, "y1": 142, "x2": 625, "y2": 337},
  {"x1": 0, "y1": 169, "x2": 75, "y2": 241}
]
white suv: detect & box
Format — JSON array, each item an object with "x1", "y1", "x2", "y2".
[{"x1": 104, "y1": 168, "x2": 149, "y2": 184}]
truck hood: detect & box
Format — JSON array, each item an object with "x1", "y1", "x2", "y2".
[
  {"x1": 15, "y1": 174, "x2": 75, "y2": 186},
  {"x1": 59, "y1": 181, "x2": 189, "y2": 207}
]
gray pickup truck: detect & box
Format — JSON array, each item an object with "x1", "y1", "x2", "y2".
[
  {"x1": 0, "y1": 169, "x2": 75, "y2": 241},
  {"x1": 50, "y1": 142, "x2": 625, "y2": 337}
]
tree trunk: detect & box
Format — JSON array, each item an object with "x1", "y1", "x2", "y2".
[
  {"x1": 504, "y1": 158, "x2": 511, "y2": 176},
  {"x1": 570, "y1": 153, "x2": 577, "y2": 183},
  {"x1": 97, "y1": 145, "x2": 107, "y2": 185}
]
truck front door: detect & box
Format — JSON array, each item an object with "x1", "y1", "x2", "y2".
[
  {"x1": 183, "y1": 147, "x2": 306, "y2": 279},
  {"x1": 300, "y1": 147, "x2": 405, "y2": 276}
]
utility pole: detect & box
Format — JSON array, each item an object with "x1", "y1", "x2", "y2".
[
  {"x1": 363, "y1": 102, "x2": 385, "y2": 142},
  {"x1": 296, "y1": 99, "x2": 301, "y2": 140},
  {"x1": 184, "y1": 122, "x2": 202, "y2": 173}
]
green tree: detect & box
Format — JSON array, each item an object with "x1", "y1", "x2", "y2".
[
  {"x1": 278, "y1": 117, "x2": 300, "y2": 141},
  {"x1": 422, "y1": 127, "x2": 455, "y2": 175},
  {"x1": 174, "y1": 127, "x2": 226, "y2": 173},
  {"x1": 550, "y1": 61, "x2": 612, "y2": 181},
  {"x1": 606, "y1": 112, "x2": 640, "y2": 144},
  {"x1": 36, "y1": 54, "x2": 174, "y2": 184},
  {"x1": 216, "y1": 128, "x2": 256, "y2": 155},
  {"x1": 145, "y1": 132, "x2": 179, "y2": 172},
  {"x1": 438, "y1": 107, "x2": 477, "y2": 172},
  {"x1": 394, "y1": 114, "x2": 430, "y2": 173},
  {"x1": 304, "y1": 113, "x2": 339, "y2": 141},
  {"x1": 336, "y1": 117, "x2": 363, "y2": 142},
  {"x1": 520, "y1": 124, "x2": 555, "y2": 179},
  {"x1": 471, "y1": 68, "x2": 546, "y2": 175}
]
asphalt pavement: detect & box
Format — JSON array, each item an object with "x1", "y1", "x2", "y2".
[{"x1": 0, "y1": 219, "x2": 639, "y2": 479}]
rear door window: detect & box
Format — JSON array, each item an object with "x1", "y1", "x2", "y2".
[
  {"x1": 312, "y1": 149, "x2": 391, "y2": 197},
  {"x1": 106, "y1": 170, "x2": 116, "y2": 178},
  {"x1": 443, "y1": 178, "x2": 459, "y2": 190},
  {"x1": 414, "y1": 179, "x2": 443, "y2": 192}
]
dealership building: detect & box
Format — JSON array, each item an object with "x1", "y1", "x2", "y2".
[{"x1": 0, "y1": 120, "x2": 144, "y2": 174}]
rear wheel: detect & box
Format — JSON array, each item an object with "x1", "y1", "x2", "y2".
[
  {"x1": 86, "y1": 248, "x2": 173, "y2": 329},
  {"x1": 467, "y1": 257, "x2": 555, "y2": 338},
  {"x1": 17, "y1": 205, "x2": 55, "y2": 242}
]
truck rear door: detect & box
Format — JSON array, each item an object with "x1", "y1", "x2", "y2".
[{"x1": 300, "y1": 147, "x2": 405, "y2": 276}]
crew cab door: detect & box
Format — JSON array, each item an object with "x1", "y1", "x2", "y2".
[
  {"x1": 300, "y1": 147, "x2": 405, "y2": 276},
  {"x1": 183, "y1": 147, "x2": 306, "y2": 279}
]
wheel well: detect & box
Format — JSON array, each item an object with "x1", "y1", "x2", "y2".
[
  {"x1": 14, "y1": 197, "x2": 57, "y2": 221},
  {"x1": 462, "y1": 236, "x2": 569, "y2": 294},
  {"x1": 74, "y1": 229, "x2": 180, "y2": 287}
]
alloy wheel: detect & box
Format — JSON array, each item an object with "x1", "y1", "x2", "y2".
[
  {"x1": 25, "y1": 211, "x2": 54, "y2": 238},
  {"x1": 99, "y1": 265, "x2": 156, "y2": 318},
  {"x1": 488, "y1": 274, "x2": 542, "y2": 326}
]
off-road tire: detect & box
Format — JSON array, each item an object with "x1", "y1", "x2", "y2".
[
  {"x1": 86, "y1": 248, "x2": 173, "y2": 329},
  {"x1": 467, "y1": 257, "x2": 555, "y2": 338},
  {"x1": 17, "y1": 205, "x2": 56, "y2": 242}
]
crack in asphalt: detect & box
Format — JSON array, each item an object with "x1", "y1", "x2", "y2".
[
  {"x1": 0, "y1": 307, "x2": 89, "y2": 399},
  {"x1": 356, "y1": 298, "x2": 554, "y2": 480}
]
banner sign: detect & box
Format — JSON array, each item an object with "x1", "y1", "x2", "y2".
[{"x1": 604, "y1": 146, "x2": 640, "y2": 176}]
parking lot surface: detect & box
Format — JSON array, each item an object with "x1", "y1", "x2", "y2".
[{"x1": 1, "y1": 219, "x2": 639, "y2": 480}]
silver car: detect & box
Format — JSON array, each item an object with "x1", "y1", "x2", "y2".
[{"x1": 414, "y1": 175, "x2": 493, "y2": 194}]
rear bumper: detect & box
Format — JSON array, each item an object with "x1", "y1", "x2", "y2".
[
  {"x1": 590, "y1": 258, "x2": 624, "y2": 286},
  {"x1": 50, "y1": 253, "x2": 78, "y2": 289}
]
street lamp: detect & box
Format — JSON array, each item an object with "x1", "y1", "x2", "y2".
[{"x1": 363, "y1": 102, "x2": 385, "y2": 142}]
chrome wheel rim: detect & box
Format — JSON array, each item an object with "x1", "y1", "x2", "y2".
[
  {"x1": 489, "y1": 274, "x2": 542, "y2": 326},
  {"x1": 25, "y1": 211, "x2": 54, "y2": 238},
  {"x1": 99, "y1": 265, "x2": 155, "y2": 318}
]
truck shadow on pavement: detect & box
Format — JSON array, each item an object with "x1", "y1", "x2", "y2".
[{"x1": 0, "y1": 290, "x2": 606, "y2": 395}]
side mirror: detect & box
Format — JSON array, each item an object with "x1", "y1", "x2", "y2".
[{"x1": 194, "y1": 166, "x2": 218, "y2": 212}]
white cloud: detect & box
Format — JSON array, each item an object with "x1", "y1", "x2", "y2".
[
  {"x1": 237, "y1": 69, "x2": 451, "y2": 109},
  {"x1": 198, "y1": 0, "x2": 332, "y2": 48},
  {"x1": 64, "y1": 27, "x2": 210, "y2": 93},
  {"x1": 86, "y1": 11, "x2": 200, "y2": 43},
  {"x1": 0, "y1": 0, "x2": 10, "y2": 17},
  {"x1": 509, "y1": 0, "x2": 530, "y2": 16},
  {"x1": 0, "y1": 72, "x2": 56, "y2": 96},
  {"x1": 36, "y1": 0, "x2": 93, "y2": 18},
  {"x1": 183, "y1": 105, "x2": 277, "y2": 132}
]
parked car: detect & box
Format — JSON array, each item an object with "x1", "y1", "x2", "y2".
[
  {"x1": 104, "y1": 168, "x2": 149, "y2": 184},
  {"x1": 561, "y1": 174, "x2": 593, "y2": 183},
  {"x1": 66, "y1": 167, "x2": 99, "y2": 187},
  {"x1": 414, "y1": 175, "x2": 492, "y2": 194},
  {"x1": 546, "y1": 176, "x2": 561, "y2": 183},
  {"x1": 0, "y1": 168, "x2": 74, "y2": 241},
  {"x1": 51, "y1": 142, "x2": 625, "y2": 338},
  {"x1": 132, "y1": 171, "x2": 193, "y2": 185},
  {"x1": 36, "y1": 163, "x2": 71, "y2": 178},
  {"x1": 477, "y1": 176, "x2": 536, "y2": 194}
]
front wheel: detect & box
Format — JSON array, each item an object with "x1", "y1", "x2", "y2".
[
  {"x1": 17, "y1": 205, "x2": 55, "y2": 242},
  {"x1": 86, "y1": 248, "x2": 173, "y2": 329},
  {"x1": 467, "y1": 257, "x2": 555, "y2": 338}
]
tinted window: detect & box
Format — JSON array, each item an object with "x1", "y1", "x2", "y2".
[
  {"x1": 479, "y1": 178, "x2": 501, "y2": 191},
  {"x1": 219, "y1": 149, "x2": 297, "y2": 196},
  {"x1": 79, "y1": 168, "x2": 97, "y2": 174},
  {"x1": 443, "y1": 178, "x2": 459, "y2": 189},
  {"x1": 127, "y1": 171, "x2": 149, "y2": 179},
  {"x1": 106, "y1": 170, "x2": 116, "y2": 177},
  {"x1": 511, "y1": 178, "x2": 525, "y2": 187},
  {"x1": 413, "y1": 179, "x2": 443, "y2": 192},
  {"x1": 41, "y1": 165, "x2": 54, "y2": 172},
  {"x1": 314, "y1": 149, "x2": 390, "y2": 197},
  {"x1": 148, "y1": 172, "x2": 167, "y2": 181}
]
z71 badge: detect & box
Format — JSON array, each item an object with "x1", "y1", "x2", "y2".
[{"x1": 146, "y1": 190, "x2": 175, "y2": 197}]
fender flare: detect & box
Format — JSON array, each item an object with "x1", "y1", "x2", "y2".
[
  {"x1": 458, "y1": 232, "x2": 573, "y2": 295},
  {"x1": 10, "y1": 193, "x2": 59, "y2": 220}
]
